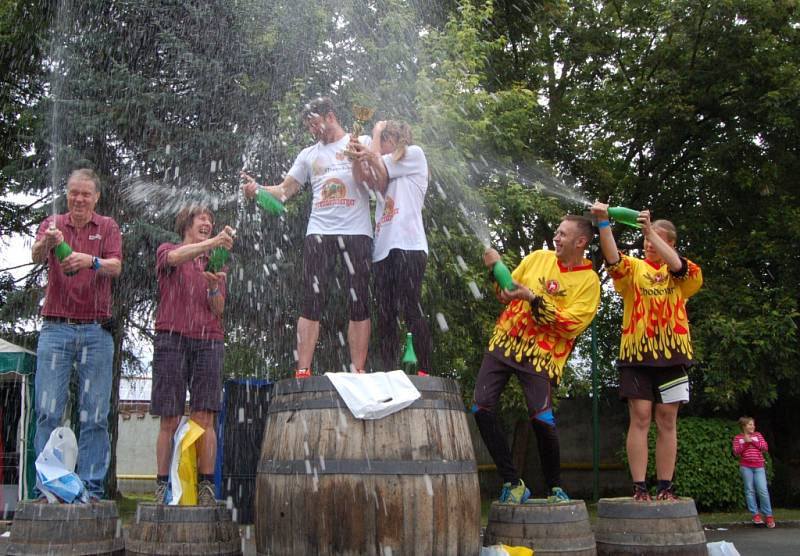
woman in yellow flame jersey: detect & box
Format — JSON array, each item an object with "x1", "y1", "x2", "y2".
[{"x1": 591, "y1": 202, "x2": 703, "y2": 501}]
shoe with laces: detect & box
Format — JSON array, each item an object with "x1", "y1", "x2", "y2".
[
  {"x1": 417, "y1": 370, "x2": 429, "y2": 377},
  {"x1": 197, "y1": 480, "x2": 217, "y2": 506},
  {"x1": 752, "y1": 513, "x2": 763, "y2": 525},
  {"x1": 499, "y1": 480, "x2": 530, "y2": 504},
  {"x1": 547, "y1": 486, "x2": 570, "y2": 503},
  {"x1": 154, "y1": 481, "x2": 168, "y2": 505},
  {"x1": 765, "y1": 515, "x2": 775, "y2": 528},
  {"x1": 633, "y1": 484, "x2": 652, "y2": 501},
  {"x1": 656, "y1": 486, "x2": 679, "y2": 501},
  {"x1": 294, "y1": 368, "x2": 312, "y2": 379}
]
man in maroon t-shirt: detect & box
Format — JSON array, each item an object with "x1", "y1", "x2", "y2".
[
  {"x1": 31, "y1": 168, "x2": 122, "y2": 501},
  {"x1": 150, "y1": 205, "x2": 234, "y2": 505}
]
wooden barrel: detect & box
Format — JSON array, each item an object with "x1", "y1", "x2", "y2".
[
  {"x1": 483, "y1": 500, "x2": 596, "y2": 555},
  {"x1": 594, "y1": 497, "x2": 706, "y2": 555},
  {"x1": 255, "y1": 375, "x2": 481, "y2": 556},
  {"x1": 125, "y1": 502, "x2": 242, "y2": 555},
  {"x1": 7, "y1": 499, "x2": 124, "y2": 555}
]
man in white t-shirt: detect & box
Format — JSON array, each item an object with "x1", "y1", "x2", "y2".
[
  {"x1": 242, "y1": 97, "x2": 372, "y2": 377},
  {"x1": 351, "y1": 120, "x2": 432, "y2": 374}
]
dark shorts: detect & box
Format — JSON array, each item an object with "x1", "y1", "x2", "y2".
[
  {"x1": 301, "y1": 234, "x2": 372, "y2": 321},
  {"x1": 619, "y1": 365, "x2": 690, "y2": 404},
  {"x1": 151, "y1": 332, "x2": 224, "y2": 416},
  {"x1": 473, "y1": 352, "x2": 555, "y2": 426}
]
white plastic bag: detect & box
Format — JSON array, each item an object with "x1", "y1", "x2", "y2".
[
  {"x1": 707, "y1": 541, "x2": 741, "y2": 556},
  {"x1": 325, "y1": 370, "x2": 421, "y2": 419},
  {"x1": 480, "y1": 547, "x2": 510, "y2": 556},
  {"x1": 35, "y1": 427, "x2": 88, "y2": 503}
]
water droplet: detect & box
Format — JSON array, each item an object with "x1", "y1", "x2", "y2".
[
  {"x1": 468, "y1": 281, "x2": 483, "y2": 300},
  {"x1": 436, "y1": 313, "x2": 449, "y2": 332},
  {"x1": 423, "y1": 474, "x2": 433, "y2": 496}
]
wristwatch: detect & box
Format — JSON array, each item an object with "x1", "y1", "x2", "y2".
[{"x1": 92, "y1": 256, "x2": 101, "y2": 271}]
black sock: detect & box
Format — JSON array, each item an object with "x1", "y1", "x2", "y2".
[
  {"x1": 658, "y1": 479, "x2": 672, "y2": 491},
  {"x1": 199, "y1": 474, "x2": 214, "y2": 483},
  {"x1": 634, "y1": 481, "x2": 647, "y2": 491},
  {"x1": 157, "y1": 475, "x2": 168, "y2": 484}
]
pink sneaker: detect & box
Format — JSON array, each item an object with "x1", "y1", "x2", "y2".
[
  {"x1": 294, "y1": 368, "x2": 312, "y2": 379},
  {"x1": 752, "y1": 513, "x2": 764, "y2": 525},
  {"x1": 765, "y1": 515, "x2": 776, "y2": 529}
]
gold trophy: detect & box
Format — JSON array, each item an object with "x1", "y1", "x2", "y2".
[{"x1": 344, "y1": 104, "x2": 375, "y2": 160}]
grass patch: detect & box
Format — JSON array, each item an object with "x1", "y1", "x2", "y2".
[{"x1": 115, "y1": 493, "x2": 154, "y2": 524}]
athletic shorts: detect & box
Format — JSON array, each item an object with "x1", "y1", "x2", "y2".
[
  {"x1": 301, "y1": 234, "x2": 372, "y2": 321},
  {"x1": 151, "y1": 331, "x2": 224, "y2": 416},
  {"x1": 619, "y1": 365, "x2": 690, "y2": 404}
]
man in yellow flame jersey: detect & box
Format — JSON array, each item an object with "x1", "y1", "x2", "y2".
[
  {"x1": 474, "y1": 216, "x2": 600, "y2": 504},
  {"x1": 591, "y1": 202, "x2": 703, "y2": 502}
]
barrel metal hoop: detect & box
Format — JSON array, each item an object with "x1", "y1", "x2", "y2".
[
  {"x1": 258, "y1": 458, "x2": 477, "y2": 475},
  {"x1": 267, "y1": 396, "x2": 465, "y2": 414}
]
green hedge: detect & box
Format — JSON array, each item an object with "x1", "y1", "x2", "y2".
[{"x1": 622, "y1": 416, "x2": 772, "y2": 511}]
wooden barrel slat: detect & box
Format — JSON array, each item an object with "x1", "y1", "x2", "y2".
[
  {"x1": 7, "y1": 500, "x2": 124, "y2": 556},
  {"x1": 484, "y1": 501, "x2": 597, "y2": 556},
  {"x1": 594, "y1": 498, "x2": 706, "y2": 556},
  {"x1": 255, "y1": 375, "x2": 481, "y2": 556},
  {"x1": 125, "y1": 502, "x2": 242, "y2": 556}
]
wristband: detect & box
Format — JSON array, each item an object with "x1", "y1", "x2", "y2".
[
  {"x1": 92, "y1": 256, "x2": 101, "y2": 271},
  {"x1": 597, "y1": 220, "x2": 610, "y2": 229},
  {"x1": 207, "y1": 288, "x2": 220, "y2": 297}
]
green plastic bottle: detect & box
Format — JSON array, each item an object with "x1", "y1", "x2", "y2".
[
  {"x1": 205, "y1": 247, "x2": 230, "y2": 273},
  {"x1": 492, "y1": 260, "x2": 515, "y2": 291},
  {"x1": 607, "y1": 206, "x2": 642, "y2": 228},
  {"x1": 255, "y1": 189, "x2": 286, "y2": 216},
  {"x1": 401, "y1": 332, "x2": 418, "y2": 374},
  {"x1": 54, "y1": 241, "x2": 77, "y2": 276}
]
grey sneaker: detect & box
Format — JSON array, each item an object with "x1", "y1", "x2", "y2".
[
  {"x1": 154, "y1": 481, "x2": 168, "y2": 504},
  {"x1": 197, "y1": 480, "x2": 216, "y2": 506}
]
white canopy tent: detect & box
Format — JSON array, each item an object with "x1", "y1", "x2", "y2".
[{"x1": 0, "y1": 337, "x2": 37, "y2": 511}]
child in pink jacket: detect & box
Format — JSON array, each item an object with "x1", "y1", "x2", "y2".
[{"x1": 732, "y1": 416, "x2": 775, "y2": 528}]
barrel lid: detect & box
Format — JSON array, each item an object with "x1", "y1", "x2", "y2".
[
  {"x1": 273, "y1": 374, "x2": 461, "y2": 396},
  {"x1": 134, "y1": 502, "x2": 235, "y2": 523},
  {"x1": 13, "y1": 499, "x2": 119, "y2": 520}
]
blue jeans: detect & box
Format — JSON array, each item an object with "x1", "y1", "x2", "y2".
[
  {"x1": 739, "y1": 466, "x2": 773, "y2": 516},
  {"x1": 34, "y1": 322, "x2": 114, "y2": 499}
]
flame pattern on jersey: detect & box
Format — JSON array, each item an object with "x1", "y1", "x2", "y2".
[
  {"x1": 487, "y1": 251, "x2": 600, "y2": 382},
  {"x1": 606, "y1": 254, "x2": 703, "y2": 366}
]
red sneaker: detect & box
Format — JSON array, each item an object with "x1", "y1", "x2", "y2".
[
  {"x1": 633, "y1": 485, "x2": 652, "y2": 501},
  {"x1": 765, "y1": 515, "x2": 775, "y2": 528},
  {"x1": 656, "y1": 487, "x2": 679, "y2": 501},
  {"x1": 294, "y1": 368, "x2": 312, "y2": 379},
  {"x1": 417, "y1": 370, "x2": 429, "y2": 377},
  {"x1": 752, "y1": 513, "x2": 764, "y2": 525}
]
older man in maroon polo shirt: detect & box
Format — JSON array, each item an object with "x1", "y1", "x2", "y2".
[{"x1": 31, "y1": 168, "x2": 122, "y2": 501}]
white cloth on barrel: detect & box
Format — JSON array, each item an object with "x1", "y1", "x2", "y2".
[{"x1": 325, "y1": 370, "x2": 421, "y2": 419}]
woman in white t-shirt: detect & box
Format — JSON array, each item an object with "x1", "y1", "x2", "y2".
[{"x1": 352, "y1": 120, "x2": 432, "y2": 374}]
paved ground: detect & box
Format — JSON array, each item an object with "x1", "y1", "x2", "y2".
[{"x1": 704, "y1": 521, "x2": 799, "y2": 556}]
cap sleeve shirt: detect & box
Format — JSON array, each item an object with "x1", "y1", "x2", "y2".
[
  {"x1": 373, "y1": 145, "x2": 429, "y2": 263},
  {"x1": 488, "y1": 250, "x2": 600, "y2": 382},
  {"x1": 154, "y1": 243, "x2": 226, "y2": 340},
  {"x1": 36, "y1": 213, "x2": 122, "y2": 320},
  {"x1": 286, "y1": 134, "x2": 373, "y2": 237},
  {"x1": 606, "y1": 253, "x2": 703, "y2": 368}
]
